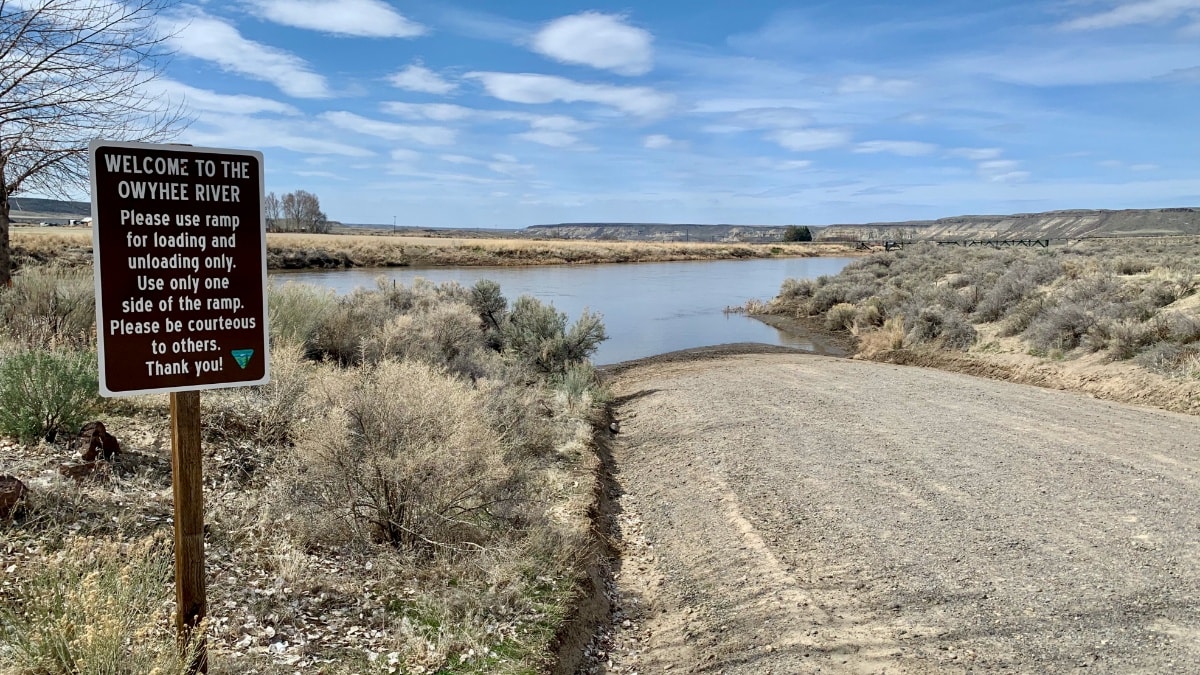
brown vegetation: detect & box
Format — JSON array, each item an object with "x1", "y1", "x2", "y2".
[
  {"x1": 0, "y1": 270, "x2": 610, "y2": 672},
  {"x1": 10, "y1": 227, "x2": 857, "y2": 271},
  {"x1": 756, "y1": 238, "x2": 1200, "y2": 413}
]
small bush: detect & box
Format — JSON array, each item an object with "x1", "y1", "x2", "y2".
[
  {"x1": 825, "y1": 303, "x2": 857, "y2": 331},
  {"x1": 856, "y1": 299, "x2": 885, "y2": 328},
  {"x1": 906, "y1": 307, "x2": 976, "y2": 351},
  {"x1": 268, "y1": 282, "x2": 336, "y2": 350},
  {"x1": 1135, "y1": 342, "x2": 1200, "y2": 375},
  {"x1": 0, "y1": 349, "x2": 98, "y2": 443},
  {"x1": 1025, "y1": 303, "x2": 1094, "y2": 352},
  {"x1": 0, "y1": 267, "x2": 95, "y2": 349},
  {"x1": 286, "y1": 360, "x2": 513, "y2": 554},
  {"x1": 502, "y1": 297, "x2": 607, "y2": 376}
]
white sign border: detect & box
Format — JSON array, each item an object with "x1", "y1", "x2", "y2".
[{"x1": 90, "y1": 139, "x2": 271, "y2": 397}]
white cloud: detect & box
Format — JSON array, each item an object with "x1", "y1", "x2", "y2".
[
  {"x1": 692, "y1": 98, "x2": 821, "y2": 114},
  {"x1": 321, "y1": 111, "x2": 456, "y2": 145},
  {"x1": 643, "y1": 134, "x2": 673, "y2": 149},
  {"x1": 1131, "y1": 163, "x2": 1160, "y2": 170},
  {"x1": 778, "y1": 160, "x2": 813, "y2": 170},
  {"x1": 391, "y1": 148, "x2": 421, "y2": 163},
  {"x1": 382, "y1": 102, "x2": 473, "y2": 121},
  {"x1": 531, "y1": 12, "x2": 653, "y2": 76},
  {"x1": 183, "y1": 113, "x2": 372, "y2": 157},
  {"x1": 768, "y1": 128, "x2": 851, "y2": 152},
  {"x1": 150, "y1": 79, "x2": 300, "y2": 116},
  {"x1": 837, "y1": 75, "x2": 915, "y2": 96},
  {"x1": 467, "y1": 72, "x2": 674, "y2": 116},
  {"x1": 248, "y1": 0, "x2": 426, "y2": 37},
  {"x1": 855, "y1": 140, "x2": 937, "y2": 156},
  {"x1": 160, "y1": 11, "x2": 329, "y2": 98},
  {"x1": 978, "y1": 159, "x2": 1029, "y2": 182},
  {"x1": 388, "y1": 64, "x2": 457, "y2": 94},
  {"x1": 1062, "y1": 0, "x2": 1200, "y2": 30},
  {"x1": 950, "y1": 147, "x2": 1003, "y2": 161},
  {"x1": 516, "y1": 130, "x2": 581, "y2": 147}
]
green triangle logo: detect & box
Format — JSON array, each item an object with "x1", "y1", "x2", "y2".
[{"x1": 231, "y1": 349, "x2": 254, "y2": 369}]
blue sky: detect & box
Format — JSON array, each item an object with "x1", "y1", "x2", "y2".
[{"x1": 139, "y1": 0, "x2": 1200, "y2": 227}]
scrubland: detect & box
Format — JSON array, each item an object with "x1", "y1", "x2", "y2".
[
  {"x1": 0, "y1": 267, "x2": 609, "y2": 673},
  {"x1": 751, "y1": 238, "x2": 1200, "y2": 413},
  {"x1": 10, "y1": 227, "x2": 854, "y2": 270}
]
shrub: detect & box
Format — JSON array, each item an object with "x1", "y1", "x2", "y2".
[
  {"x1": 501, "y1": 297, "x2": 607, "y2": 376},
  {"x1": 825, "y1": 303, "x2": 857, "y2": 331},
  {"x1": 267, "y1": 282, "x2": 336, "y2": 350},
  {"x1": 286, "y1": 360, "x2": 513, "y2": 554},
  {"x1": 202, "y1": 341, "x2": 315, "y2": 454},
  {"x1": 470, "y1": 279, "x2": 507, "y2": 332},
  {"x1": 856, "y1": 298, "x2": 885, "y2": 328},
  {"x1": 0, "y1": 349, "x2": 98, "y2": 443},
  {"x1": 905, "y1": 307, "x2": 977, "y2": 351},
  {"x1": 0, "y1": 536, "x2": 197, "y2": 674},
  {"x1": 364, "y1": 302, "x2": 486, "y2": 375},
  {"x1": 1025, "y1": 303, "x2": 1095, "y2": 352},
  {"x1": 1135, "y1": 342, "x2": 1200, "y2": 376},
  {"x1": 782, "y1": 225, "x2": 812, "y2": 242},
  {"x1": 0, "y1": 267, "x2": 95, "y2": 349}
]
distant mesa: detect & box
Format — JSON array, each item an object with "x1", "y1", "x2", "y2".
[{"x1": 14, "y1": 198, "x2": 1200, "y2": 241}]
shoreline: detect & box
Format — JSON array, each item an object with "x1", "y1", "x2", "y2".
[{"x1": 10, "y1": 227, "x2": 860, "y2": 271}]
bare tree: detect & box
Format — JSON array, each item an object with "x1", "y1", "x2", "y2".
[
  {"x1": 0, "y1": 0, "x2": 184, "y2": 285},
  {"x1": 264, "y1": 191, "x2": 282, "y2": 232}
]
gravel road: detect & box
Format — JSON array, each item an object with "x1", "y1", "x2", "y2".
[{"x1": 588, "y1": 351, "x2": 1200, "y2": 674}]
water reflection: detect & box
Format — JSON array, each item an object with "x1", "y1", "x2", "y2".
[{"x1": 273, "y1": 257, "x2": 852, "y2": 365}]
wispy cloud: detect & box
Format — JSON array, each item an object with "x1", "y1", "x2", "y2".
[
  {"x1": 837, "y1": 75, "x2": 915, "y2": 96},
  {"x1": 1062, "y1": 0, "x2": 1200, "y2": 31},
  {"x1": 516, "y1": 130, "x2": 583, "y2": 148},
  {"x1": 978, "y1": 159, "x2": 1029, "y2": 183},
  {"x1": 388, "y1": 63, "x2": 457, "y2": 94},
  {"x1": 855, "y1": 140, "x2": 937, "y2": 156},
  {"x1": 467, "y1": 72, "x2": 674, "y2": 116},
  {"x1": 160, "y1": 10, "x2": 329, "y2": 98},
  {"x1": 643, "y1": 134, "x2": 690, "y2": 150},
  {"x1": 382, "y1": 102, "x2": 474, "y2": 121},
  {"x1": 182, "y1": 114, "x2": 373, "y2": 157},
  {"x1": 247, "y1": 0, "x2": 426, "y2": 38},
  {"x1": 950, "y1": 147, "x2": 1003, "y2": 161},
  {"x1": 150, "y1": 79, "x2": 300, "y2": 116},
  {"x1": 320, "y1": 111, "x2": 456, "y2": 145},
  {"x1": 531, "y1": 12, "x2": 653, "y2": 75},
  {"x1": 768, "y1": 128, "x2": 851, "y2": 152}
]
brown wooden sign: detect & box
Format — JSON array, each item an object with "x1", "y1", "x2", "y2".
[{"x1": 90, "y1": 141, "x2": 269, "y2": 396}]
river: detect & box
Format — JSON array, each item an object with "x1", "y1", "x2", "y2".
[{"x1": 271, "y1": 257, "x2": 852, "y2": 365}]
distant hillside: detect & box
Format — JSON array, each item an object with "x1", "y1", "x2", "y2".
[
  {"x1": 813, "y1": 208, "x2": 1200, "y2": 241},
  {"x1": 9, "y1": 197, "x2": 90, "y2": 223},
  {"x1": 528, "y1": 209, "x2": 1200, "y2": 243},
  {"x1": 526, "y1": 223, "x2": 797, "y2": 243}
]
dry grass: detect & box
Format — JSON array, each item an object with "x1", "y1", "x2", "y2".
[
  {"x1": 11, "y1": 227, "x2": 857, "y2": 271},
  {"x1": 0, "y1": 271, "x2": 609, "y2": 673}
]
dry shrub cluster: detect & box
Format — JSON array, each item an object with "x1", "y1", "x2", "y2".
[
  {"x1": 765, "y1": 239, "x2": 1200, "y2": 376},
  {"x1": 1, "y1": 268, "x2": 609, "y2": 673}
]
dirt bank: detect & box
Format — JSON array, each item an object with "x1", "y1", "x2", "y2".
[{"x1": 587, "y1": 351, "x2": 1200, "y2": 673}]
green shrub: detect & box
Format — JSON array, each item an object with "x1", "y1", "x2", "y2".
[
  {"x1": 0, "y1": 349, "x2": 98, "y2": 443},
  {"x1": 501, "y1": 297, "x2": 607, "y2": 376},
  {"x1": 470, "y1": 279, "x2": 508, "y2": 332}
]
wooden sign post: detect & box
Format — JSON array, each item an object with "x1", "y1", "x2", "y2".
[{"x1": 90, "y1": 141, "x2": 270, "y2": 673}]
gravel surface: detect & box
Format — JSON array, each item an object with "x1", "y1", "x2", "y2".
[{"x1": 590, "y1": 352, "x2": 1200, "y2": 674}]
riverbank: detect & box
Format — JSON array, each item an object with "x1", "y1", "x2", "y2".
[
  {"x1": 748, "y1": 238, "x2": 1200, "y2": 415},
  {"x1": 10, "y1": 227, "x2": 858, "y2": 271}
]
